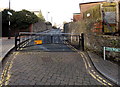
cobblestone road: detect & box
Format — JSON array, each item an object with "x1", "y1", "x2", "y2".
[{"x1": 0, "y1": 44, "x2": 104, "y2": 86}]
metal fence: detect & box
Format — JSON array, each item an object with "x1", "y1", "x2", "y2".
[{"x1": 15, "y1": 32, "x2": 84, "y2": 51}]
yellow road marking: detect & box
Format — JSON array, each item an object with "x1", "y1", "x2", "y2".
[
  {"x1": 0, "y1": 52, "x2": 19, "y2": 86},
  {"x1": 0, "y1": 42, "x2": 113, "y2": 86},
  {"x1": 66, "y1": 43, "x2": 113, "y2": 86}
]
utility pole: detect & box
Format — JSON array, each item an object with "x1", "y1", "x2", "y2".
[{"x1": 9, "y1": 0, "x2": 10, "y2": 9}]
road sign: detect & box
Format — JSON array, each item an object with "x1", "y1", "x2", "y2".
[
  {"x1": 34, "y1": 40, "x2": 42, "y2": 45},
  {"x1": 103, "y1": 47, "x2": 120, "y2": 60},
  {"x1": 105, "y1": 47, "x2": 120, "y2": 52}
]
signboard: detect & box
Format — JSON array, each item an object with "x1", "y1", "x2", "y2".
[
  {"x1": 104, "y1": 12, "x2": 116, "y2": 24},
  {"x1": 103, "y1": 47, "x2": 120, "y2": 60},
  {"x1": 34, "y1": 40, "x2": 42, "y2": 45},
  {"x1": 105, "y1": 47, "x2": 120, "y2": 52},
  {"x1": 106, "y1": 0, "x2": 114, "y2": 2}
]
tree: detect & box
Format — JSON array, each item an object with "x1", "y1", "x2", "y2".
[
  {"x1": 2, "y1": 9, "x2": 39, "y2": 36},
  {"x1": 37, "y1": 10, "x2": 45, "y2": 21},
  {"x1": 2, "y1": 9, "x2": 39, "y2": 29},
  {"x1": 11, "y1": 9, "x2": 38, "y2": 29}
]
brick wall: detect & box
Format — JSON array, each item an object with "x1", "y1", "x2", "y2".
[
  {"x1": 33, "y1": 20, "x2": 52, "y2": 32},
  {"x1": 64, "y1": 22, "x2": 120, "y2": 62}
]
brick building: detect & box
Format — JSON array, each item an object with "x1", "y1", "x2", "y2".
[
  {"x1": 79, "y1": 1, "x2": 105, "y2": 20},
  {"x1": 73, "y1": 13, "x2": 81, "y2": 22},
  {"x1": 72, "y1": 1, "x2": 105, "y2": 22}
]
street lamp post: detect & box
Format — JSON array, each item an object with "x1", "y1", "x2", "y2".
[
  {"x1": 47, "y1": 12, "x2": 50, "y2": 21},
  {"x1": 8, "y1": 0, "x2": 11, "y2": 39},
  {"x1": 8, "y1": 16, "x2": 11, "y2": 39},
  {"x1": 8, "y1": 12, "x2": 12, "y2": 39},
  {"x1": 51, "y1": 17, "x2": 53, "y2": 24}
]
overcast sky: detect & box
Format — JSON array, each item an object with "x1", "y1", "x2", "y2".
[{"x1": 0, "y1": 0, "x2": 105, "y2": 26}]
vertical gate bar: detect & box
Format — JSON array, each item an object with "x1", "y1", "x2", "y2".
[
  {"x1": 27, "y1": 35, "x2": 31, "y2": 46},
  {"x1": 28, "y1": 35, "x2": 31, "y2": 46},
  {"x1": 28, "y1": 35, "x2": 30, "y2": 46},
  {"x1": 60, "y1": 35, "x2": 62, "y2": 44},
  {"x1": 51, "y1": 35, "x2": 53, "y2": 43},
  {"x1": 81, "y1": 33, "x2": 84, "y2": 51},
  {"x1": 18, "y1": 34, "x2": 21, "y2": 50},
  {"x1": 62, "y1": 35, "x2": 64, "y2": 44},
  {"x1": 49, "y1": 35, "x2": 50, "y2": 44},
  {"x1": 59, "y1": 35, "x2": 61, "y2": 44},
  {"x1": 76, "y1": 35, "x2": 77, "y2": 41},
  {"x1": 79, "y1": 35, "x2": 81, "y2": 49},
  {"x1": 70, "y1": 35, "x2": 71, "y2": 43},
  {"x1": 104, "y1": 47, "x2": 106, "y2": 60},
  {"x1": 29, "y1": 35, "x2": 31, "y2": 46},
  {"x1": 53, "y1": 35, "x2": 54, "y2": 43},
  {"x1": 57, "y1": 35, "x2": 58, "y2": 44}
]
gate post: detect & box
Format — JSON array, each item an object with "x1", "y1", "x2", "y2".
[
  {"x1": 15, "y1": 34, "x2": 18, "y2": 51},
  {"x1": 81, "y1": 33, "x2": 84, "y2": 51}
]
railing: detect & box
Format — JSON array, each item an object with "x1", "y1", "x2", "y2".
[{"x1": 15, "y1": 32, "x2": 84, "y2": 51}]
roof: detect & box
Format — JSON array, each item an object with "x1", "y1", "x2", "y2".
[
  {"x1": 31, "y1": 11, "x2": 40, "y2": 12},
  {"x1": 79, "y1": 1, "x2": 105, "y2": 5},
  {"x1": 73, "y1": 13, "x2": 81, "y2": 15}
]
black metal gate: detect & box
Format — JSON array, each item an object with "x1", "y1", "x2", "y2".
[{"x1": 15, "y1": 32, "x2": 84, "y2": 51}]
